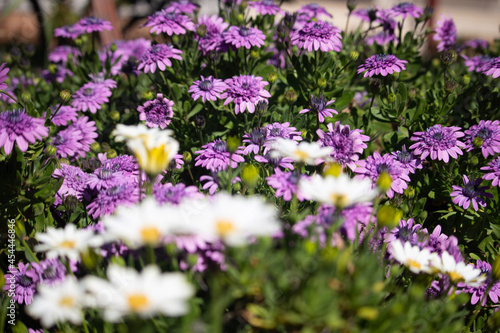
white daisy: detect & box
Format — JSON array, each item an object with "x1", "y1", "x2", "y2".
[
  {"x1": 112, "y1": 123, "x2": 173, "y2": 142},
  {"x1": 389, "y1": 240, "x2": 433, "y2": 274},
  {"x1": 83, "y1": 264, "x2": 194, "y2": 322},
  {"x1": 430, "y1": 251, "x2": 486, "y2": 287},
  {"x1": 271, "y1": 138, "x2": 333, "y2": 165},
  {"x1": 26, "y1": 278, "x2": 85, "y2": 327},
  {"x1": 299, "y1": 173, "x2": 378, "y2": 208},
  {"x1": 34, "y1": 224, "x2": 102, "y2": 261},
  {"x1": 186, "y1": 194, "x2": 281, "y2": 246}
]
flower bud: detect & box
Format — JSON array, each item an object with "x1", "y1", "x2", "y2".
[
  {"x1": 236, "y1": 14, "x2": 245, "y2": 24},
  {"x1": 404, "y1": 186, "x2": 415, "y2": 198},
  {"x1": 60, "y1": 89, "x2": 71, "y2": 102},
  {"x1": 377, "y1": 204, "x2": 402, "y2": 229},
  {"x1": 388, "y1": 93, "x2": 397, "y2": 103},
  {"x1": 250, "y1": 49, "x2": 259, "y2": 59},
  {"x1": 183, "y1": 151, "x2": 192, "y2": 163},
  {"x1": 226, "y1": 135, "x2": 241, "y2": 154},
  {"x1": 59, "y1": 158, "x2": 70, "y2": 165},
  {"x1": 347, "y1": 0, "x2": 357, "y2": 12},
  {"x1": 256, "y1": 100, "x2": 268, "y2": 113},
  {"x1": 90, "y1": 142, "x2": 101, "y2": 153},
  {"x1": 196, "y1": 24, "x2": 207, "y2": 38},
  {"x1": 74, "y1": 38, "x2": 83, "y2": 47},
  {"x1": 267, "y1": 72, "x2": 277, "y2": 84},
  {"x1": 233, "y1": 181, "x2": 241, "y2": 191},
  {"x1": 21, "y1": 92, "x2": 31, "y2": 103},
  {"x1": 63, "y1": 195, "x2": 79, "y2": 211},
  {"x1": 23, "y1": 44, "x2": 35, "y2": 56},
  {"x1": 142, "y1": 91, "x2": 153, "y2": 100},
  {"x1": 48, "y1": 64, "x2": 58, "y2": 74},
  {"x1": 323, "y1": 163, "x2": 342, "y2": 178},
  {"x1": 473, "y1": 136, "x2": 484, "y2": 148},
  {"x1": 110, "y1": 110, "x2": 120, "y2": 122},
  {"x1": 462, "y1": 74, "x2": 470, "y2": 85},
  {"x1": 110, "y1": 43, "x2": 117, "y2": 52},
  {"x1": 106, "y1": 149, "x2": 117, "y2": 159},
  {"x1": 317, "y1": 77, "x2": 327, "y2": 88},
  {"x1": 277, "y1": 22, "x2": 288, "y2": 40},
  {"x1": 368, "y1": 8, "x2": 378, "y2": 22},
  {"x1": 45, "y1": 145, "x2": 57, "y2": 157},
  {"x1": 194, "y1": 114, "x2": 205, "y2": 128},
  {"x1": 350, "y1": 50, "x2": 359, "y2": 61},
  {"x1": 444, "y1": 80, "x2": 457, "y2": 93},
  {"x1": 440, "y1": 50, "x2": 457, "y2": 65},
  {"x1": 377, "y1": 172, "x2": 392, "y2": 193},
  {"x1": 470, "y1": 155, "x2": 479, "y2": 166},
  {"x1": 241, "y1": 164, "x2": 260, "y2": 188},
  {"x1": 284, "y1": 12, "x2": 297, "y2": 29},
  {"x1": 285, "y1": 89, "x2": 298, "y2": 103}
]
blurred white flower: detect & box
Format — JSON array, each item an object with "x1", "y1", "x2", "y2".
[
  {"x1": 271, "y1": 138, "x2": 333, "y2": 165},
  {"x1": 430, "y1": 251, "x2": 486, "y2": 287},
  {"x1": 389, "y1": 240, "x2": 433, "y2": 274}
]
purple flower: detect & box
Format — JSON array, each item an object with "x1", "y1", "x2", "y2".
[
  {"x1": 42, "y1": 65, "x2": 73, "y2": 84},
  {"x1": 72, "y1": 82, "x2": 112, "y2": 113},
  {"x1": 410, "y1": 124, "x2": 465, "y2": 163},
  {"x1": 200, "y1": 173, "x2": 241, "y2": 195},
  {"x1": 357, "y1": 54, "x2": 407, "y2": 77},
  {"x1": 48, "y1": 46, "x2": 80, "y2": 64},
  {"x1": 195, "y1": 139, "x2": 245, "y2": 172},
  {"x1": 137, "y1": 44, "x2": 183, "y2": 73},
  {"x1": 354, "y1": 152, "x2": 411, "y2": 198},
  {"x1": 465, "y1": 120, "x2": 500, "y2": 158},
  {"x1": 352, "y1": 8, "x2": 372, "y2": 22},
  {"x1": 291, "y1": 20, "x2": 342, "y2": 52},
  {"x1": 166, "y1": 0, "x2": 200, "y2": 15},
  {"x1": 102, "y1": 38, "x2": 151, "y2": 75},
  {"x1": 464, "y1": 55, "x2": 491, "y2": 73},
  {"x1": 385, "y1": 218, "x2": 422, "y2": 246},
  {"x1": 248, "y1": 0, "x2": 284, "y2": 16},
  {"x1": 189, "y1": 76, "x2": 227, "y2": 102},
  {"x1": 458, "y1": 260, "x2": 500, "y2": 306},
  {"x1": 481, "y1": 156, "x2": 500, "y2": 187},
  {"x1": 87, "y1": 182, "x2": 141, "y2": 218},
  {"x1": 3, "y1": 262, "x2": 36, "y2": 305},
  {"x1": 296, "y1": 3, "x2": 332, "y2": 21},
  {"x1": 263, "y1": 122, "x2": 302, "y2": 151},
  {"x1": 196, "y1": 15, "x2": 229, "y2": 55},
  {"x1": 223, "y1": 26, "x2": 266, "y2": 50},
  {"x1": 143, "y1": 10, "x2": 195, "y2": 36},
  {"x1": 221, "y1": 75, "x2": 271, "y2": 114},
  {"x1": 299, "y1": 95, "x2": 337, "y2": 123},
  {"x1": 391, "y1": 145, "x2": 422, "y2": 174},
  {"x1": 433, "y1": 15, "x2": 456, "y2": 52},
  {"x1": 137, "y1": 93, "x2": 174, "y2": 129},
  {"x1": 366, "y1": 31, "x2": 397, "y2": 46},
  {"x1": 70, "y1": 116, "x2": 98, "y2": 148},
  {"x1": 52, "y1": 127, "x2": 85, "y2": 159},
  {"x1": 154, "y1": 182, "x2": 204, "y2": 205},
  {"x1": 450, "y1": 175, "x2": 492, "y2": 211},
  {"x1": 482, "y1": 57, "x2": 500, "y2": 78},
  {"x1": 75, "y1": 16, "x2": 113, "y2": 33},
  {"x1": 97, "y1": 153, "x2": 139, "y2": 175},
  {"x1": 266, "y1": 169, "x2": 304, "y2": 201},
  {"x1": 26, "y1": 258, "x2": 66, "y2": 286},
  {"x1": 54, "y1": 24, "x2": 85, "y2": 39},
  {"x1": 0, "y1": 62, "x2": 10, "y2": 90},
  {"x1": 53, "y1": 164, "x2": 90, "y2": 202},
  {"x1": 89, "y1": 73, "x2": 117, "y2": 89},
  {"x1": 461, "y1": 39, "x2": 489, "y2": 50},
  {"x1": 255, "y1": 150, "x2": 295, "y2": 170},
  {"x1": 242, "y1": 127, "x2": 267, "y2": 155},
  {"x1": 0, "y1": 109, "x2": 49, "y2": 155},
  {"x1": 316, "y1": 121, "x2": 370, "y2": 171},
  {"x1": 386, "y1": 3, "x2": 424, "y2": 19},
  {"x1": 87, "y1": 165, "x2": 128, "y2": 191},
  {"x1": 422, "y1": 225, "x2": 463, "y2": 264},
  {"x1": 48, "y1": 105, "x2": 78, "y2": 126}
]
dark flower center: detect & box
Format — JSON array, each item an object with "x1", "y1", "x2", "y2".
[
  {"x1": 53, "y1": 134, "x2": 66, "y2": 145},
  {"x1": 270, "y1": 127, "x2": 282, "y2": 137},
  {"x1": 107, "y1": 185, "x2": 125, "y2": 196},
  {"x1": 98, "y1": 168, "x2": 114, "y2": 180},
  {"x1": 165, "y1": 12, "x2": 177, "y2": 20},
  {"x1": 6, "y1": 111, "x2": 22, "y2": 123},
  {"x1": 397, "y1": 226, "x2": 413, "y2": 242},
  {"x1": 262, "y1": 0, "x2": 274, "y2": 5},
  {"x1": 397, "y1": 2, "x2": 412, "y2": 10},
  {"x1": 376, "y1": 163, "x2": 390, "y2": 174},
  {"x1": 432, "y1": 131, "x2": 443, "y2": 140},
  {"x1": 463, "y1": 183, "x2": 478, "y2": 198},
  {"x1": 476, "y1": 127, "x2": 491, "y2": 140},
  {"x1": 85, "y1": 17, "x2": 100, "y2": 24},
  {"x1": 375, "y1": 54, "x2": 390, "y2": 62},
  {"x1": 313, "y1": 23, "x2": 323, "y2": 29},
  {"x1": 266, "y1": 151, "x2": 281, "y2": 167},
  {"x1": 397, "y1": 149, "x2": 412, "y2": 164},
  {"x1": 250, "y1": 128, "x2": 267, "y2": 145},
  {"x1": 311, "y1": 95, "x2": 327, "y2": 112},
  {"x1": 199, "y1": 79, "x2": 213, "y2": 91},
  {"x1": 241, "y1": 82, "x2": 250, "y2": 89},
  {"x1": 42, "y1": 266, "x2": 58, "y2": 280},
  {"x1": 239, "y1": 27, "x2": 251, "y2": 37},
  {"x1": 213, "y1": 140, "x2": 227, "y2": 152},
  {"x1": 17, "y1": 274, "x2": 33, "y2": 287},
  {"x1": 83, "y1": 88, "x2": 94, "y2": 97},
  {"x1": 151, "y1": 45, "x2": 163, "y2": 54}
]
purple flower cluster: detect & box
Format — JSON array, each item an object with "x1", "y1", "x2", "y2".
[
  {"x1": 101, "y1": 38, "x2": 151, "y2": 75},
  {"x1": 391, "y1": 145, "x2": 422, "y2": 174},
  {"x1": 464, "y1": 120, "x2": 500, "y2": 158},
  {"x1": 296, "y1": 3, "x2": 332, "y2": 21},
  {"x1": 464, "y1": 55, "x2": 492, "y2": 73},
  {"x1": 189, "y1": 76, "x2": 228, "y2": 102},
  {"x1": 221, "y1": 75, "x2": 271, "y2": 114},
  {"x1": 138, "y1": 44, "x2": 183, "y2": 73},
  {"x1": 3, "y1": 262, "x2": 36, "y2": 305},
  {"x1": 317, "y1": 121, "x2": 370, "y2": 171},
  {"x1": 52, "y1": 116, "x2": 98, "y2": 159},
  {"x1": 195, "y1": 139, "x2": 245, "y2": 172},
  {"x1": 200, "y1": 173, "x2": 241, "y2": 195},
  {"x1": 87, "y1": 183, "x2": 141, "y2": 218},
  {"x1": 357, "y1": 54, "x2": 407, "y2": 77},
  {"x1": 72, "y1": 82, "x2": 112, "y2": 113},
  {"x1": 54, "y1": 16, "x2": 112, "y2": 39},
  {"x1": 48, "y1": 105, "x2": 78, "y2": 126},
  {"x1": 410, "y1": 124, "x2": 465, "y2": 163},
  {"x1": 386, "y1": 3, "x2": 424, "y2": 19},
  {"x1": 482, "y1": 57, "x2": 500, "y2": 78},
  {"x1": 196, "y1": 15, "x2": 229, "y2": 55},
  {"x1": 137, "y1": 93, "x2": 175, "y2": 129},
  {"x1": 143, "y1": 10, "x2": 195, "y2": 36},
  {"x1": 434, "y1": 15, "x2": 456, "y2": 52},
  {"x1": 248, "y1": 0, "x2": 284, "y2": 16},
  {"x1": 166, "y1": 0, "x2": 200, "y2": 15},
  {"x1": 355, "y1": 151, "x2": 411, "y2": 198},
  {"x1": 223, "y1": 26, "x2": 266, "y2": 50},
  {"x1": 266, "y1": 169, "x2": 305, "y2": 201},
  {"x1": 385, "y1": 219, "x2": 422, "y2": 246},
  {"x1": 291, "y1": 20, "x2": 342, "y2": 52},
  {"x1": 450, "y1": 175, "x2": 492, "y2": 211},
  {"x1": 0, "y1": 109, "x2": 49, "y2": 155}
]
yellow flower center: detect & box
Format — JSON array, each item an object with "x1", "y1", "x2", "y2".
[
  {"x1": 127, "y1": 293, "x2": 150, "y2": 312},
  {"x1": 141, "y1": 226, "x2": 161, "y2": 244},
  {"x1": 406, "y1": 259, "x2": 421, "y2": 270},
  {"x1": 59, "y1": 240, "x2": 76, "y2": 249},
  {"x1": 293, "y1": 150, "x2": 310, "y2": 161},
  {"x1": 59, "y1": 296, "x2": 75, "y2": 307},
  {"x1": 216, "y1": 220, "x2": 235, "y2": 237},
  {"x1": 330, "y1": 193, "x2": 348, "y2": 208},
  {"x1": 449, "y1": 271, "x2": 463, "y2": 282}
]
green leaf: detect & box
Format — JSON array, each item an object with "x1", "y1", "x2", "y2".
[{"x1": 187, "y1": 103, "x2": 204, "y2": 120}]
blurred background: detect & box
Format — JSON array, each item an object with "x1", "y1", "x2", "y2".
[{"x1": 0, "y1": 0, "x2": 499, "y2": 61}]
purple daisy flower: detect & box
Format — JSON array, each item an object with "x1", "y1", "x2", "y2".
[
  {"x1": 357, "y1": 54, "x2": 408, "y2": 77},
  {"x1": 221, "y1": 75, "x2": 271, "y2": 114},
  {"x1": 291, "y1": 20, "x2": 342, "y2": 52},
  {"x1": 242, "y1": 127, "x2": 268, "y2": 155},
  {"x1": 465, "y1": 120, "x2": 500, "y2": 158},
  {"x1": 296, "y1": 3, "x2": 332, "y2": 21},
  {"x1": 422, "y1": 225, "x2": 463, "y2": 264},
  {"x1": 87, "y1": 164, "x2": 128, "y2": 191},
  {"x1": 263, "y1": 122, "x2": 302, "y2": 150},
  {"x1": 196, "y1": 15, "x2": 229, "y2": 55},
  {"x1": 72, "y1": 82, "x2": 112, "y2": 113},
  {"x1": 47, "y1": 105, "x2": 78, "y2": 126},
  {"x1": 385, "y1": 218, "x2": 422, "y2": 246},
  {"x1": 366, "y1": 31, "x2": 397, "y2": 46},
  {"x1": 255, "y1": 150, "x2": 295, "y2": 170},
  {"x1": 0, "y1": 109, "x2": 49, "y2": 155},
  {"x1": 200, "y1": 173, "x2": 241, "y2": 195},
  {"x1": 102, "y1": 38, "x2": 152, "y2": 75},
  {"x1": 482, "y1": 57, "x2": 500, "y2": 78},
  {"x1": 386, "y1": 3, "x2": 424, "y2": 19},
  {"x1": 189, "y1": 76, "x2": 228, "y2": 103},
  {"x1": 391, "y1": 145, "x2": 422, "y2": 174},
  {"x1": 166, "y1": 0, "x2": 200, "y2": 15},
  {"x1": 0, "y1": 62, "x2": 10, "y2": 90},
  {"x1": 248, "y1": 0, "x2": 284, "y2": 16},
  {"x1": 87, "y1": 182, "x2": 141, "y2": 219},
  {"x1": 53, "y1": 164, "x2": 90, "y2": 203},
  {"x1": 70, "y1": 116, "x2": 98, "y2": 148},
  {"x1": 137, "y1": 93, "x2": 174, "y2": 129},
  {"x1": 75, "y1": 16, "x2": 113, "y2": 33},
  {"x1": 481, "y1": 156, "x2": 500, "y2": 187},
  {"x1": 137, "y1": 44, "x2": 183, "y2": 73},
  {"x1": 458, "y1": 260, "x2": 500, "y2": 306},
  {"x1": 299, "y1": 95, "x2": 337, "y2": 123},
  {"x1": 461, "y1": 38, "x2": 489, "y2": 50},
  {"x1": 450, "y1": 175, "x2": 492, "y2": 211},
  {"x1": 42, "y1": 65, "x2": 73, "y2": 84},
  {"x1": 3, "y1": 262, "x2": 36, "y2": 305},
  {"x1": 316, "y1": 121, "x2": 370, "y2": 171},
  {"x1": 433, "y1": 15, "x2": 456, "y2": 52},
  {"x1": 51, "y1": 127, "x2": 85, "y2": 159},
  {"x1": 409, "y1": 124, "x2": 465, "y2": 163},
  {"x1": 48, "y1": 46, "x2": 80, "y2": 64},
  {"x1": 266, "y1": 169, "x2": 305, "y2": 201},
  {"x1": 352, "y1": 8, "x2": 372, "y2": 22},
  {"x1": 98, "y1": 153, "x2": 139, "y2": 175},
  {"x1": 464, "y1": 55, "x2": 492, "y2": 73},
  {"x1": 89, "y1": 73, "x2": 117, "y2": 89},
  {"x1": 154, "y1": 182, "x2": 204, "y2": 205},
  {"x1": 54, "y1": 24, "x2": 85, "y2": 39},
  {"x1": 26, "y1": 258, "x2": 66, "y2": 286},
  {"x1": 195, "y1": 139, "x2": 245, "y2": 172},
  {"x1": 223, "y1": 25, "x2": 266, "y2": 50},
  {"x1": 143, "y1": 9, "x2": 195, "y2": 36},
  {"x1": 354, "y1": 152, "x2": 411, "y2": 198}
]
